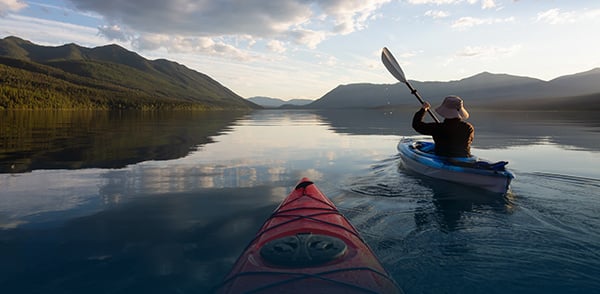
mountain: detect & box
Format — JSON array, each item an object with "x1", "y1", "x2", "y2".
[
  {"x1": 307, "y1": 83, "x2": 399, "y2": 109},
  {"x1": 4, "y1": 36, "x2": 598, "y2": 111},
  {"x1": 247, "y1": 96, "x2": 312, "y2": 108},
  {"x1": 547, "y1": 68, "x2": 600, "y2": 94},
  {"x1": 0, "y1": 36, "x2": 260, "y2": 110},
  {"x1": 307, "y1": 69, "x2": 600, "y2": 110}
]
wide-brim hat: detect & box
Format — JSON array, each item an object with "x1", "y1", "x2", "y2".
[{"x1": 435, "y1": 95, "x2": 469, "y2": 119}]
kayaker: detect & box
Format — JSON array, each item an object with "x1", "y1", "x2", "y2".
[{"x1": 412, "y1": 95, "x2": 474, "y2": 157}]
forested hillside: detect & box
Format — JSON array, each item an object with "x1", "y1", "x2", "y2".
[{"x1": 0, "y1": 36, "x2": 259, "y2": 110}]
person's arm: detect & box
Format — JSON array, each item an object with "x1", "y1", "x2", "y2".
[{"x1": 412, "y1": 102, "x2": 436, "y2": 135}]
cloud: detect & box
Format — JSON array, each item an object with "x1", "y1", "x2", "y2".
[
  {"x1": 398, "y1": 51, "x2": 420, "y2": 59},
  {"x1": 451, "y1": 16, "x2": 514, "y2": 30},
  {"x1": 424, "y1": 10, "x2": 450, "y2": 19},
  {"x1": 407, "y1": 0, "x2": 461, "y2": 4},
  {"x1": 267, "y1": 40, "x2": 287, "y2": 53},
  {"x1": 536, "y1": 8, "x2": 575, "y2": 25},
  {"x1": 0, "y1": 14, "x2": 104, "y2": 46},
  {"x1": 287, "y1": 29, "x2": 328, "y2": 49},
  {"x1": 66, "y1": 0, "x2": 390, "y2": 51},
  {"x1": 536, "y1": 8, "x2": 600, "y2": 25},
  {"x1": 98, "y1": 25, "x2": 130, "y2": 42},
  {"x1": 319, "y1": 56, "x2": 338, "y2": 67},
  {"x1": 456, "y1": 44, "x2": 521, "y2": 58},
  {"x1": 0, "y1": 0, "x2": 27, "y2": 15},
  {"x1": 408, "y1": 0, "x2": 497, "y2": 9},
  {"x1": 319, "y1": 0, "x2": 391, "y2": 34},
  {"x1": 481, "y1": 0, "x2": 496, "y2": 9},
  {"x1": 443, "y1": 44, "x2": 521, "y2": 69},
  {"x1": 131, "y1": 34, "x2": 257, "y2": 61}
]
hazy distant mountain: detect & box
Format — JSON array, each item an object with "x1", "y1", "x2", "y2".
[
  {"x1": 0, "y1": 36, "x2": 259, "y2": 110},
  {"x1": 307, "y1": 69, "x2": 600, "y2": 110},
  {"x1": 248, "y1": 96, "x2": 312, "y2": 108}
]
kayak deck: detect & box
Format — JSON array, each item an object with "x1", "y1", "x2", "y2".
[
  {"x1": 397, "y1": 138, "x2": 514, "y2": 193},
  {"x1": 217, "y1": 178, "x2": 402, "y2": 293}
]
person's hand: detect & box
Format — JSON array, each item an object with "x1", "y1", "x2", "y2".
[{"x1": 421, "y1": 102, "x2": 431, "y2": 111}]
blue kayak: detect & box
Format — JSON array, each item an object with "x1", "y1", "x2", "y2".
[{"x1": 397, "y1": 138, "x2": 514, "y2": 193}]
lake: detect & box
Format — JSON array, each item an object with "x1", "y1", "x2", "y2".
[{"x1": 1, "y1": 109, "x2": 599, "y2": 293}]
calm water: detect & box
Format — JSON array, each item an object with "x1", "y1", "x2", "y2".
[{"x1": 1, "y1": 109, "x2": 599, "y2": 293}]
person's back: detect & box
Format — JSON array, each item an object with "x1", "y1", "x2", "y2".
[{"x1": 412, "y1": 95, "x2": 474, "y2": 157}]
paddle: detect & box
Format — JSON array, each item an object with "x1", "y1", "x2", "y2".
[{"x1": 381, "y1": 47, "x2": 440, "y2": 123}]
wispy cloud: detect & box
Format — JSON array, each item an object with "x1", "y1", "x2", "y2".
[
  {"x1": 481, "y1": 0, "x2": 496, "y2": 10},
  {"x1": 456, "y1": 44, "x2": 521, "y2": 58},
  {"x1": 408, "y1": 0, "x2": 462, "y2": 4},
  {"x1": 442, "y1": 44, "x2": 521, "y2": 69},
  {"x1": 398, "y1": 51, "x2": 420, "y2": 59},
  {"x1": 267, "y1": 40, "x2": 287, "y2": 54},
  {"x1": 452, "y1": 16, "x2": 515, "y2": 30},
  {"x1": 536, "y1": 8, "x2": 600, "y2": 25},
  {"x1": 536, "y1": 8, "x2": 575, "y2": 25},
  {"x1": 424, "y1": 10, "x2": 450, "y2": 19},
  {"x1": 318, "y1": 56, "x2": 338, "y2": 67},
  {"x1": 0, "y1": 14, "x2": 103, "y2": 46},
  {"x1": 26, "y1": 1, "x2": 101, "y2": 19},
  {"x1": 408, "y1": 0, "x2": 497, "y2": 9},
  {"x1": 287, "y1": 29, "x2": 329, "y2": 49}
]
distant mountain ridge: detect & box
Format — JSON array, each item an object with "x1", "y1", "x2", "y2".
[
  {"x1": 247, "y1": 96, "x2": 312, "y2": 108},
  {"x1": 0, "y1": 36, "x2": 259, "y2": 109},
  {"x1": 307, "y1": 68, "x2": 600, "y2": 110},
  {"x1": 2, "y1": 36, "x2": 599, "y2": 111}
]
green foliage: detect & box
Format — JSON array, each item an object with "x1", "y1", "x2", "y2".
[
  {"x1": 0, "y1": 110, "x2": 249, "y2": 172},
  {"x1": 0, "y1": 37, "x2": 259, "y2": 110}
]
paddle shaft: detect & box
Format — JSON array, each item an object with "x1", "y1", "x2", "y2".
[
  {"x1": 381, "y1": 47, "x2": 440, "y2": 123},
  {"x1": 403, "y1": 80, "x2": 440, "y2": 123}
]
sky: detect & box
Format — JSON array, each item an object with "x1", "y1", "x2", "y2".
[{"x1": 1, "y1": 0, "x2": 599, "y2": 100}]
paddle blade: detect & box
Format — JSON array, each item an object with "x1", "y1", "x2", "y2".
[{"x1": 381, "y1": 47, "x2": 407, "y2": 83}]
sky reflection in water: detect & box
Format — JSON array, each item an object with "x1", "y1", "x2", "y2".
[{"x1": 1, "y1": 109, "x2": 599, "y2": 293}]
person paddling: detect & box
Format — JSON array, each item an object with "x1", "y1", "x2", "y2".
[{"x1": 412, "y1": 95, "x2": 474, "y2": 157}]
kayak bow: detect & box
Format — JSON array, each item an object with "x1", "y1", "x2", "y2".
[
  {"x1": 217, "y1": 178, "x2": 402, "y2": 293},
  {"x1": 397, "y1": 138, "x2": 514, "y2": 193}
]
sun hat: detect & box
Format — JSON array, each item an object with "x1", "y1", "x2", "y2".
[{"x1": 435, "y1": 95, "x2": 469, "y2": 119}]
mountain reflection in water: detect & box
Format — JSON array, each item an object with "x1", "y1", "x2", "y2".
[
  {"x1": 0, "y1": 110, "x2": 249, "y2": 173},
  {"x1": 1, "y1": 109, "x2": 599, "y2": 294}
]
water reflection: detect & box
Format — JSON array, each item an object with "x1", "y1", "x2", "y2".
[
  {"x1": 2, "y1": 109, "x2": 599, "y2": 175},
  {"x1": 315, "y1": 109, "x2": 600, "y2": 152},
  {"x1": 0, "y1": 186, "x2": 281, "y2": 293},
  {"x1": 412, "y1": 178, "x2": 515, "y2": 233},
  {"x1": 0, "y1": 110, "x2": 249, "y2": 173},
  {"x1": 0, "y1": 162, "x2": 289, "y2": 229},
  {"x1": 1, "y1": 109, "x2": 599, "y2": 294},
  {"x1": 346, "y1": 156, "x2": 515, "y2": 233}
]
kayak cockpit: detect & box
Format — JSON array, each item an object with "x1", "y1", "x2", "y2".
[
  {"x1": 399, "y1": 138, "x2": 514, "y2": 193},
  {"x1": 412, "y1": 141, "x2": 511, "y2": 172}
]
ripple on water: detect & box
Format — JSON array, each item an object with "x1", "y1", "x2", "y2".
[{"x1": 336, "y1": 156, "x2": 600, "y2": 293}]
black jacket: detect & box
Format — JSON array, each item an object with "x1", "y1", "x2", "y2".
[{"x1": 412, "y1": 108, "x2": 474, "y2": 157}]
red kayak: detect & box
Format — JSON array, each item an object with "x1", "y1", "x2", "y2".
[{"x1": 216, "y1": 178, "x2": 402, "y2": 293}]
